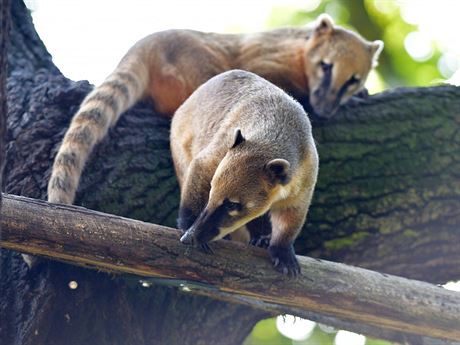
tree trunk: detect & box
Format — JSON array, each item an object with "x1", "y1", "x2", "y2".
[
  {"x1": 1, "y1": 0, "x2": 459, "y2": 344},
  {"x1": 303, "y1": 86, "x2": 460, "y2": 283},
  {"x1": 1, "y1": 0, "x2": 11, "y2": 232}
]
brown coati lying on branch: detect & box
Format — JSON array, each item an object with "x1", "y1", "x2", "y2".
[
  {"x1": 47, "y1": 14, "x2": 382, "y2": 205},
  {"x1": 172, "y1": 70, "x2": 318, "y2": 276}
]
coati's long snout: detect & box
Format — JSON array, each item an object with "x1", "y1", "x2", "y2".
[
  {"x1": 179, "y1": 204, "x2": 226, "y2": 245},
  {"x1": 179, "y1": 203, "x2": 243, "y2": 246},
  {"x1": 180, "y1": 193, "x2": 270, "y2": 247}
]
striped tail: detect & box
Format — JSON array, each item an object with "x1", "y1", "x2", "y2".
[{"x1": 47, "y1": 59, "x2": 149, "y2": 204}]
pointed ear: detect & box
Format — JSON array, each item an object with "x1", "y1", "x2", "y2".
[
  {"x1": 369, "y1": 40, "x2": 384, "y2": 67},
  {"x1": 230, "y1": 128, "x2": 245, "y2": 149},
  {"x1": 314, "y1": 13, "x2": 334, "y2": 35},
  {"x1": 265, "y1": 159, "x2": 290, "y2": 184}
]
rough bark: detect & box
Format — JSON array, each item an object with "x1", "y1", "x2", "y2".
[
  {"x1": 0, "y1": 0, "x2": 11, "y2": 337},
  {"x1": 1, "y1": 0, "x2": 11, "y2": 226},
  {"x1": 304, "y1": 86, "x2": 460, "y2": 283},
  {"x1": 1, "y1": 0, "x2": 459, "y2": 344}
]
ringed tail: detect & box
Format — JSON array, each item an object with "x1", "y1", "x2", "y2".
[{"x1": 47, "y1": 57, "x2": 149, "y2": 204}]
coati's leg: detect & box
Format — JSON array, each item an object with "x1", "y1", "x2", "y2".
[
  {"x1": 177, "y1": 158, "x2": 216, "y2": 253},
  {"x1": 247, "y1": 213, "x2": 272, "y2": 248},
  {"x1": 268, "y1": 206, "x2": 308, "y2": 276},
  {"x1": 177, "y1": 157, "x2": 212, "y2": 231}
]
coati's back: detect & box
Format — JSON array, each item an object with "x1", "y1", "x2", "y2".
[
  {"x1": 47, "y1": 14, "x2": 379, "y2": 207},
  {"x1": 171, "y1": 70, "x2": 312, "y2": 174}
]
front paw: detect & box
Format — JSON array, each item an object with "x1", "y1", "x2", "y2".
[{"x1": 268, "y1": 245, "x2": 300, "y2": 277}]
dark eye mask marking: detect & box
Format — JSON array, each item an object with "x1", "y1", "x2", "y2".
[
  {"x1": 223, "y1": 198, "x2": 242, "y2": 212},
  {"x1": 336, "y1": 75, "x2": 361, "y2": 105},
  {"x1": 317, "y1": 61, "x2": 333, "y2": 95}
]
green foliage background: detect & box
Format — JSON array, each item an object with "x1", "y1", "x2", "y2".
[
  {"x1": 244, "y1": 317, "x2": 397, "y2": 345},
  {"x1": 245, "y1": 1, "x2": 450, "y2": 344}
]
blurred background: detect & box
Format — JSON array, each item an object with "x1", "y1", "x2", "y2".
[
  {"x1": 25, "y1": 0, "x2": 460, "y2": 92},
  {"x1": 23, "y1": 0, "x2": 460, "y2": 344}
]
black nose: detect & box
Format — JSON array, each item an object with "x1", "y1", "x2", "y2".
[{"x1": 180, "y1": 231, "x2": 195, "y2": 245}]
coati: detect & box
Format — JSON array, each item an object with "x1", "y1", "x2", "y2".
[
  {"x1": 47, "y1": 14, "x2": 382, "y2": 205},
  {"x1": 172, "y1": 70, "x2": 318, "y2": 276}
]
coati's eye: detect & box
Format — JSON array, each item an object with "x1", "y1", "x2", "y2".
[
  {"x1": 320, "y1": 61, "x2": 333, "y2": 71},
  {"x1": 224, "y1": 199, "x2": 242, "y2": 212}
]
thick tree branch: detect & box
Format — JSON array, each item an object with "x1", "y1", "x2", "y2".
[
  {"x1": 2, "y1": 193, "x2": 460, "y2": 343},
  {"x1": 306, "y1": 86, "x2": 460, "y2": 283}
]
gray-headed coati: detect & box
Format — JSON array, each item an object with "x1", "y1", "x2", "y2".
[
  {"x1": 172, "y1": 70, "x2": 318, "y2": 276},
  {"x1": 47, "y1": 14, "x2": 382, "y2": 205}
]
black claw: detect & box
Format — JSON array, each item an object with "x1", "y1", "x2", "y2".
[
  {"x1": 200, "y1": 243, "x2": 214, "y2": 254},
  {"x1": 268, "y1": 244, "x2": 300, "y2": 277}
]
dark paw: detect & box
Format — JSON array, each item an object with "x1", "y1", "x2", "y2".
[
  {"x1": 268, "y1": 245, "x2": 300, "y2": 277},
  {"x1": 200, "y1": 243, "x2": 214, "y2": 254},
  {"x1": 250, "y1": 234, "x2": 271, "y2": 248}
]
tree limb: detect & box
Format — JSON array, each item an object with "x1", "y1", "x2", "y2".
[{"x1": 2, "y1": 193, "x2": 460, "y2": 343}]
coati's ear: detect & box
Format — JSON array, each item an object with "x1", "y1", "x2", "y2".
[
  {"x1": 230, "y1": 128, "x2": 245, "y2": 149},
  {"x1": 369, "y1": 40, "x2": 384, "y2": 67},
  {"x1": 265, "y1": 159, "x2": 291, "y2": 184},
  {"x1": 314, "y1": 13, "x2": 334, "y2": 35}
]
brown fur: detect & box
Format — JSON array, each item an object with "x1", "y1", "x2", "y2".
[
  {"x1": 47, "y1": 14, "x2": 381, "y2": 205},
  {"x1": 172, "y1": 70, "x2": 318, "y2": 275}
]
